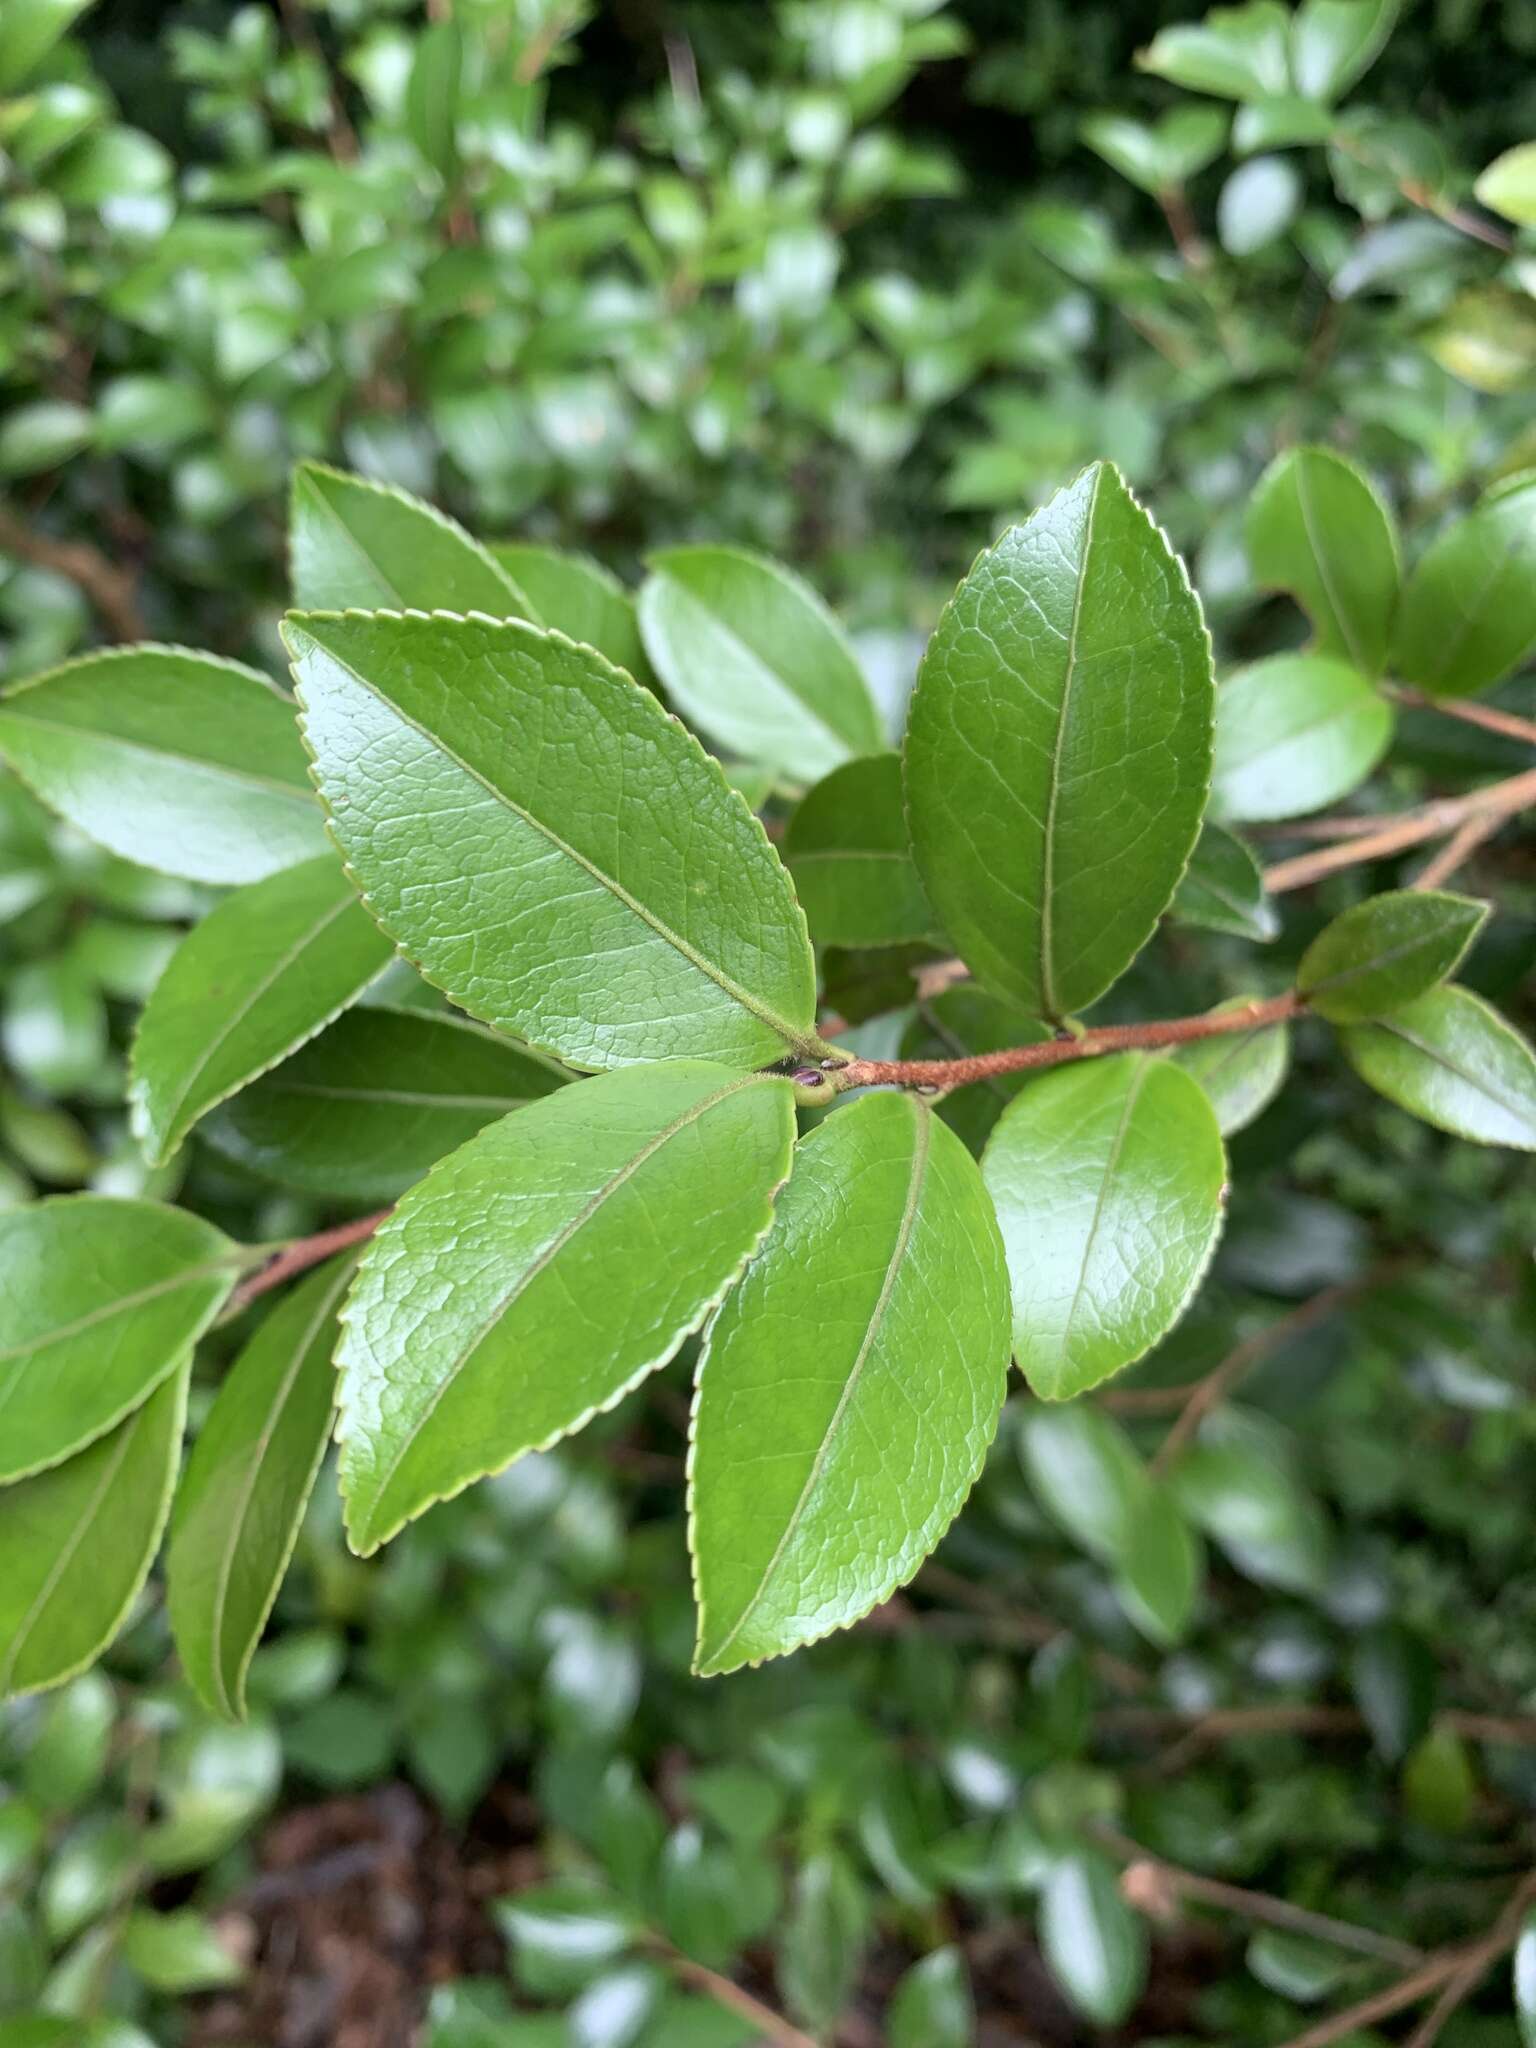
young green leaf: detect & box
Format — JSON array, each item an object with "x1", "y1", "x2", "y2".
[
  {"x1": 168, "y1": 1256, "x2": 352, "y2": 1722},
  {"x1": 285, "y1": 609, "x2": 820, "y2": 1070},
  {"x1": 0, "y1": 1364, "x2": 188, "y2": 1700},
  {"x1": 1172, "y1": 999, "x2": 1291, "y2": 1134},
  {"x1": 338, "y1": 1061, "x2": 796, "y2": 1556},
  {"x1": 288, "y1": 461, "x2": 533, "y2": 617},
  {"x1": 777, "y1": 1851, "x2": 868, "y2": 2037},
  {"x1": 1080, "y1": 107, "x2": 1228, "y2": 194},
  {"x1": 1018, "y1": 1404, "x2": 1148, "y2": 1562},
  {"x1": 1390, "y1": 477, "x2": 1536, "y2": 698},
  {"x1": 1137, "y1": 3, "x2": 1292, "y2": 99},
  {"x1": 1339, "y1": 984, "x2": 1536, "y2": 1149},
  {"x1": 983, "y1": 1054, "x2": 1226, "y2": 1399},
  {"x1": 130, "y1": 854, "x2": 395, "y2": 1166},
  {"x1": 1247, "y1": 445, "x2": 1399, "y2": 675},
  {"x1": 1170, "y1": 822, "x2": 1278, "y2": 941},
  {"x1": 0, "y1": 1197, "x2": 238, "y2": 1483},
  {"x1": 690, "y1": 1091, "x2": 1011, "y2": 1676},
  {"x1": 201, "y1": 1005, "x2": 569, "y2": 1203},
  {"x1": 905, "y1": 462, "x2": 1214, "y2": 1020},
  {"x1": 0, "y1": 647, "x2": 324, "y2": 884},
  {"x1": 1040, "y1": 1850, "x2": 1148, "y2": 2027},
  {"x1": 1299, "y1": 889, "x2": 1488, "y2": 1021},
  {"x1": 784, "y1": 754, "x2": 935, "y2": 949},
  {"x1": 489, "y1": 544, "x2": 652, "y2": 685},
  {"x1": 887, "y1": 1945, "x2": 975, "y2": 2048},
  {"x1": 1115, "y1": 1488, "x2": 1203, "y2": 1647},
  {"x1": 638, "y1": 545, "x2": 883, "y2": 781},
  {"x1": 1211, "y1": 652, "x2": 1393, "y2": 822},
  {"x1": 1476, "y1": 143, "x2": 1536, "y2": 227},
  {"x1": 1290, "y1": 0, "x2": 1401, "y2": 101}
]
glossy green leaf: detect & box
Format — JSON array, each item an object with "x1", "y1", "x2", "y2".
[
  {"x1": 202, "y1": 1005, "x2": 569, "y2": 1202},
  {"x1": 489, "y1": 544, "x2": 651, "y2": 684},
  {"x1": 0, "y1": 1366, "x2": 187, "y2": 1700},
  {"x1": 1477, "y1": 142, "x2": 1536, "y2": 226},
  {"x1": 887, "y1": 1945, "x2": 974, "y2": 2048},
  {"x1": 1247, "y1": 446, "x2": 1399, "y2": 675},
  {"x1": 1040, "y1": 1850, "x2": 1147, "y2": 2026},
  {"x1": 405, "y1": 20, "x2": 462, "y2": 180},
  {"x1": 0, "y1": 1197, "x2": 237, "y2": 1483},
  {"x1": 638, "y1": 546, "x2": 882, "y2": 781},
  {"x1": 1172, "y1": 999, "x2": 1291, "y2": 1134},
  {"x1": 905, "y1": 463, "x2": 1213, "y2": 1020},
  {"x1": 1515, "y1": 1909, "x2": 1536, "y2": 2047},
  {"x1": 1170, "y1": 823, "x2": 1278, "y2": 941},
  {"x1": 286, "y1": 609, "x2": 819, "y2": 1070},
  {"x1": 120, "y1": 1909, "x2": 242, "y2": 1992},
  {"x1": 983, "y1": 1055, "x2": 1226, "y2": 1399},
  {"x1": 1340, "y1": 984, "x2": 1536, "y2": 1149},
  {"x1": 1217, "y1": 154, "x2": 1301, "y2": 253},
  {"x1": 778, "y1": 1852, "x2": 868, "y2": 2037},
  {"x1": 1170, "y1": 1417, "x2": 1332, "y2": 1594},
  {"x1": 130, "y1": 854, "x2": 394, "y2": 1166},
  {"x1": 339, "y1": 1061, "x2": 795, "y2": 1555},
  {"x1": 1349, "y1": 1624, "x2": 1435, "y2": 1762},
  {"x1": 1080, "y1": 107, "x2": 1228, "y2": 194},
  {"x1": 1290, "y1": 0, "x2": 1400, "y2": 100},
  {"x1": 784, "y1": 754, "x2": 934, "y2": 949},
  {"x1": 288, "y1": 462, "x2": 533, "y2": 617},
  {"x1": 0, "y1": 0, "x2": 95, "y2": 90},
  {"x1": 2, "y1": 958, "x2": 106, "y2": 1097},
  {"x1": 168, "y1": 1257, "x2": 352, "y2": 1721},
  {"x1": 1212, "y1": 653, "x2": 1393, "y2": 822},
  {"x1": 690, "y1": 1090, "x2": 1011, "y2": 1676},
  {"x1": 1018, "y1": 1404, "x2": 1148, "y2": 1563},
  {"x1": 1137, "y1": 3, "x2": 1293, "y2": 100},
  {"x1": 1116, "y1": 1488, "x2": 1203, "y2": 1646},
  {"x1": 1299, "y1": 889, "x2": 1487, "y2": 1021},
  {"x1": 1246, "y1": 1930, "x2": 1348, "y2": 2003},
  {"x1": 1402, "y1": 1724, "x2": 1475, "y2": 1834},
  {"x1": 1390, "y1": 478, "x2": 1536, "y2": 698},
  {"x1": 0, "y1": 647, "x2": 323, "y2": 884}
]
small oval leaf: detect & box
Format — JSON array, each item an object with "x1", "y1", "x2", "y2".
[
  {"x1": 1340, "y1": 984, "x2": 1536, "y2": 1149},
  {"x1": 1212, "y1": 652, "x2": 1393, "y2": 823},
  {"x1": 1299, "y1": 888, "x2": 1488, "y2": 1022},
  {"x1": 1247, "y1": 444, "x2": 1399, "y2": 675}
]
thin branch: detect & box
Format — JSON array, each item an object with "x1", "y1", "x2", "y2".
[
  {"x1": 655, "y1": 1947, "x2": 817, "y2": 2048},
  {"x1": 1263, "y1": 768, "x2": 1536, "y2": 895},
  {"x1": 831, "y1": 992, "x2": 1300, "y2": 1093},
  {"x1": 226, "y1": 1210, "x2": 390, "y2": 1316},
  {"x1": 1413, "y1": 806, "x2": 1504, "y2": 890},
  {"x1": 1099, "y1": 1702, "x2": 1536, "y2": 1758},
  {"x1": 1273, "y1": 1873, "x2": 1536, "y2": 2048},
  {"x1": 0, "y1": 503, "x2": 145, "y2": 642},
  {"x1": 1158, "y1": 183, "x2": 1211, "y2": 269},
  {"x1": 1400, "y1": 177, "x2": 1515, "y2": 252},
  {"x1": 1098, "y1": 1824, "x2": 1422, "y2": 1967},
  {"x1": 1387, "y1": 684, "x2": 1536, "y2": 749},
  {"x1": 1148, "y1": 1276, "x2": 1374, "y2": 1476}
]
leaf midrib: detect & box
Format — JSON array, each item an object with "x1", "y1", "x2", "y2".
[
  {"x1": 704, "y1": 1097, "x2": 931, "y2": 1668},
  {"x1": 353, "y1": 1072, "x2": 775, "y2": 1542},
  {"x1": 1039, "y1": 465, "x2": 1105, "y2": 1020},
  {"x1": 1061, "y1": 1060, "x2": 1147, "y2": 1361},
  {"x1": 1369, "y1": 1012, "x2": 1535, "y2": 1129},
  {"x1": 301, "y1": 627, "x2": 809, "y2": 1054},
  {"x1": 660, "y1": 575, "x2": 859, "y2": 758},
  {"x1": 0, "y1": 712, "x2": 317, "y2": 804},
  {"x1": 1295, "y1": 461, "x2": 1369, "y2": 672}
]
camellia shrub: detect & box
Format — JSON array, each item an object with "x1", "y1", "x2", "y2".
[{"x1": 1, "y1": 453, "x2": 1532, "y2": 1712}]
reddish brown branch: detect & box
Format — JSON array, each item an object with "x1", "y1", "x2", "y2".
[
  {"x1": 227, "y1": 1210, "x2": 390, "y2": 1315},
  {"x1": 0, "y1": 503, "x2": 144, "y2": 642},
  {"x1": 1263, "y1": 767, "x2": 1536, "y2": 895},
  {"x1": 1388, "y1": 685, "x2": 1536, "y2": 749},
  {"x1": 832, "y1": 991, "x2": 1301, "y2": 1093}
]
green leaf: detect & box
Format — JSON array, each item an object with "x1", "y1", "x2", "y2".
[
  {"x1": 285, "y1": 609, "x2": 819, "y2": 1070},
  {"x1": 167, "y1": 1257, "x2": 352, "y2": 1722},
  {"x1": 0, "y1": 1366, "x2": 187, "y2": 1699},
  {"x1": 887, "y1": 1946, "x2": 974, "y2": 2048},
  {"x1": 0, "y1": 647, "x2": 324, "y2": 885},
  {"x1": 1170, "y1": 1418, "x2": 1332, "y2": 1594},
  {"x1": 1289, "y1": 0, "x2": 1400, "y2": 100},
  {"x1": 784, "y1": 754, "x2": 935, "y2": 949},
  {"x1": 1402, "y1": 1724, "x2": 1476, "y2": 1834},
  {"x1": 905, "y1": 463, "x2": 1213, "y2": 1020},
  {"x1": 130, "y1": 855, "x2": 394, "y2": 1166},
  {"x1": 202, "y1": 1005, "x2": 569, "y2": 1202},
  {"x1": 1080, "y1": 107, "x2": 1228, "y2": 194},
  {"x1": 120, "y1": 1909, "x2": 242, "y2": 1992},
  {"x1": 0, "y1": 0, "x2": 95, "y2": 91},
  {"x1": 1390, "y1": 478, "x2": 1536, "y2": 699},
  {"x1": 0, "y1": 1197, "x2": 237, "y2": 1483},
  {"x1": 1349, "y1": 1624, "x2": 1436, "y2": 1762},
  {"x1": 1172, "y1": 999, "x2": 1291, "y2": 1135},
  {"x1": 288, "y1": 462, "x2": 533, "y2": 617},
  {"x1": 1476, "y1": 142, "x2": 1536, "y2": 226},
  {"x1": 2, "y1": 958, "x2": 106, "y2": 1097},
  {"x1": 1170, "y1": 823, "x2": 1278, "y2": 942},
  {"x1": 982, "y1": 1055, "x2": 1226, "y2": 1400},
  {"x1": 22, "y1": 1675, "x2": 114, "y2": 1811},
  {"x1": 1217, "y1": 155, "x2": 1301, "y2": 253},
  {"x1": 1115, "y1": 1489, "x2": 1203, "y2": 1647},
  {"x1": 1299, "y1": 889, "x2": 1488, "y2": 1021},
  {"x1": 638, "y1": 546, "x2": 882, "y2": 781},
  {"x1": 495, "y1": 1881, "x2": 635, "y2": 2000},
  {"x1": 1211, "y1": 653, "x2": 1393, "y2": 822},
  {"x1": 405, "y1": 20, "x2": 462, "y2": 181},
  {"x1": 1246, "y1": 1930, "x2": 1348, "y2": 2003},
  {"x1": 777, "y1": 1852, "x2": 868, "y2": 2037},
  {"x1": 1246, "y1": 446, "x2": 1399, "y2": 675},
  {"x1": 489, "y1": 544, "x2": 651, "y2": 685},
  {"x1": 1137, "y1": 2, "x2": 1293, "y2": 100},
  {"x1": 1339, "y1": 984, "x2": 1536, "y2": 1149},
  {"x1": 690, "y1": 1091, "x2": 1011, "y2": 1676},
  {"x1": 1040, "y1": 1850, "x2": 1147, "y2": 2026},
  {"x1": 1018, "y1": 1404, "x2": 1148, "y2": 1563},
  {"x1": 339, "y1": 1061, "x2": 795, "y2": 1555}
]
